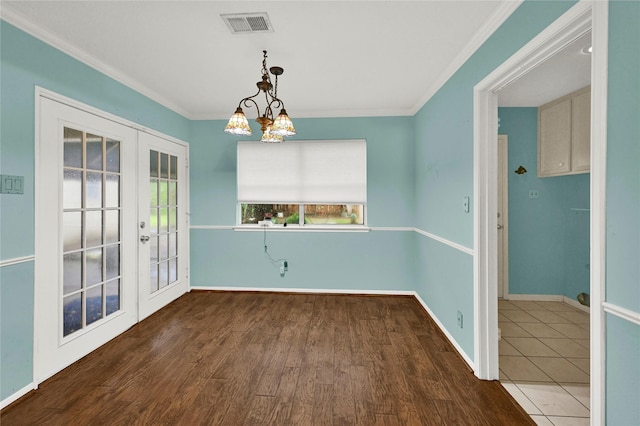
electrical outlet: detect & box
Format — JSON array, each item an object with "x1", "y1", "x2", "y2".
[
  {"x1": 528, "y1": 189, "x2": 539, "y2": 199},
  {"x1": 457, "y1": 311, "x2": 463, "y2": 328}
]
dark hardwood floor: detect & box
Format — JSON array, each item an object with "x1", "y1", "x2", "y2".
[{"x1": 2, "y1": 291, "x2": 533, "y2": 425}]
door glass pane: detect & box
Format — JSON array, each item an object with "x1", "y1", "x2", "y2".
[
  {"x1": 159, "y1": 234, "x2": 168, "y2": 261},
  {"x1": 64, "y1": 128, "x2": 83, "y2": 168},
  {"x1": 62, "y1": 127, "x2": 122, "y2": 338},
  {"x1": 105, "y1": 174, "x2": 119, "y2": 208},
  {"x1": 106, "y1": 140, "x2": 120, "y2": 173},
  {"x1": 169, "y1": 233, "x2": 177, "y2": 258},
  {"x1": 85, "y1": 210, "x2": 102, "y2": 248},
  {"x1": 63, "y1": 169, "x2": 82, "y2": 209},
  {"x1": 63, "y1": 252, "x2": 82, "y2": 294},
  {"x1": 150, "y1": 236, "x2": 158, "y2": 263},
  {"x1": 159, "y1": 181, "x2": 168, "y2": 206},
  {"x1": 170, "y1": 155, "x2": 177, "y2": 180},
  {"x1": 86, "y1": 172, "x2": 103, "y2": 209},
  {"x1": 159, "y1": 261, "x2": 169, "y2": 288},
  {"x1": 169, "y1": 181, "x2": 177, "y2": 206},
  {"x1": 149, "y1": 209, "x2": 158, "y2": 235},
  {"x1": 150, "y1": 265, "x2": 159, "y2": 292},
  {"x1": 169, "y1": 258, "x2": 177, "y2": 284},
  {"x1": 86, "y1": 285, "x2": 103, "y2": 326},
  {"x1": 150, "y1": 150, "x2": 159, "y2": 178},
  {"x1": 160, "y1": 153, "x2": 169, "y2": 179},
  {"x1": 159, "y1": 208, "x2": 168, "y2": 233},
  {"x1": 150, "y1": 180, "x2": 158, "y2": 206},
  {"x1": 148, "y1": 149, "x2": 180, "y2": 295},
  {"x1": 105, "y1": 244, "x2": 120, "y2": 281},
  {"x1": 63, "y1": 211, "x2": 82, "y2": 252},
  {"x1": 63, "y1": 293, "x2": 82, "y2": 337},
  {"x1": 105, "y1": 210, "x2": 120, "y2": 244},
  {"x1": 86, "y1": 134, "x2": 103, "y2": 171},
  {"x1": 106, "y1": 279, "x2": 120, "y2": 315},
  {"x1": 86, "y1": 248, "x2": 103, "y2": 287}
]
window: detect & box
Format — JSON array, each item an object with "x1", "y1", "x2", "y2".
[{"x1": 237, "y1": 140, "x2": 366, "y2": 227}]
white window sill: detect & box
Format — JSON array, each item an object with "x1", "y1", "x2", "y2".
[{"x1": 233, "y1": 224, "x2": 370, "y2": 233}]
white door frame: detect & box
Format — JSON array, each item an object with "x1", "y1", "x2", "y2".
[
  {"x1": 497, "y1": 134, "x2": 509, "y2": 299},
  {"x1": 472, "y1": 1, "x2": 607, "y2": 423}
]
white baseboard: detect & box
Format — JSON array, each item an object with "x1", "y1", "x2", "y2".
[
  {"x1": 563, "y1": 296, "x2": 590, "y2": 313},
  {"x1": 504, "y1": 293, "x2": 590, "y2": 313},
  {"x1": 411, "y1": 293, "x2": 475, "y2": 371},
  {"x1": 189, "y1": 285, "x2": 415, "y2": 296},
  {"x1": 505, "y1": 293, "x2": 564, "y2": 302},
  {"x1": 1, "y1": 382, "x2": 35, "y2": 410},
  {"x1": 190, "y1": 286, "x2": 474, "y2": 372}
]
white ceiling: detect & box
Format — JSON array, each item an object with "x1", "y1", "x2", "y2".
[
  {"x1": 498, "y1": 31, "x2": 591, "y2": 107},
  {"x1": 3, "y1": 1, "x2": 589, "y2": 120}
]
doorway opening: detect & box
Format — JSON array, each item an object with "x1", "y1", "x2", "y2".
[{"x1": 473, "y1": 1, "x2": 608, "y2": 423}]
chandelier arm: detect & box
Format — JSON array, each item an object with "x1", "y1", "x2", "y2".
[{"x1": 239, "y1": 96, "x2": 263, "y2": 117}]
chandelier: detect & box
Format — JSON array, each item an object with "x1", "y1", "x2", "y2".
[{"x1": 224, "y1": 50, "x2": 296, "y2": 143}]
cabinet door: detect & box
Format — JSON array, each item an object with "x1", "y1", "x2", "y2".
[
  {"x1": 539, "y1": 98, "x2": 572, "y2": 176},
  {"x1": 571, "y1": 90, "x2": 591, "y2": 172}
]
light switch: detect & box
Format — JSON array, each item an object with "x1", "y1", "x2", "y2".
[
  {"x1": 463, "y1": 196, "x2": 470, "y2": 213},
  {"x1": 0, "y1": 175, "x2": 24, "y2": 194}
]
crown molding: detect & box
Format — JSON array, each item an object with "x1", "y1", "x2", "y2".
[
  {"x1": 1, "y1": 5, "x2": 191, "y2": 119},
  {"x1": 409, "y1": 0, "x2": 523, "y2": 115}
]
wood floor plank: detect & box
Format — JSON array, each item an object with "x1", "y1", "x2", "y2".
[{"x1": 2, "y1": 292, "x2": 534, "y2": 425}]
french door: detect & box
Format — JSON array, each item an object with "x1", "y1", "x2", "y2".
[
  {"x1": 137, "y1": 132, "x2": 189, "y2": 320},
  {"x1": 35, "y1": 94, "x2": 189, "y2": 384}
]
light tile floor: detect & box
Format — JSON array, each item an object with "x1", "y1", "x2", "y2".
[{"x1": 499, "y1": 300, "x2": 590, "y2": 426}]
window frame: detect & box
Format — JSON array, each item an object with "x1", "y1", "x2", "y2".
[{"x1": 236, "y1": 139, "x2": 368, "y2": 231}]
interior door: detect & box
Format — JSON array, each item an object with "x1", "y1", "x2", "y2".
[
  {"x1": 497, "y1": 135, "x2": 509, "y2": 299},
  {"x1": 35, "y1": 97, "x2": 138, "y2": 383},
  {"x1": 137, "y1": 132, "x2": 189, "y2": 320}
]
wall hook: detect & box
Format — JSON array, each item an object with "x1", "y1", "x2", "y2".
[{"x1": 514, "y1": 165, "x2": 527, "y2": 174}]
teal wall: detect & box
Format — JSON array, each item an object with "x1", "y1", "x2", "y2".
[
  {"x1": 605, "y1": 1, "x2": 640, "y2": 424},
  {"x1": 189, "y1": 116, "x2": 417, "y2": 291},
  {"x1": 0, "y1": 20, "x2": 190, "y2": 401},
  {"x1": 498, "y1": 107, "x2": 590, "y2": 299},
  {"x1": 413, "y1": 1, "x2": 578, "y2": 360}
]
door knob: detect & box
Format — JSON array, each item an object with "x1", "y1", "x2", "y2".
[{"x1": 140, "y1": 235, "x2": 150, "y2": 243}]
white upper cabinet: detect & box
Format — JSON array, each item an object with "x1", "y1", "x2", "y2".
[{"x1": 538, "y1": 86, "x2": 591, "y2": 177}]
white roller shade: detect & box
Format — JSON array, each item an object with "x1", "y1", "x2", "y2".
[{"x1": 237, "y1": 139, "x2": 366, "y2": 204}]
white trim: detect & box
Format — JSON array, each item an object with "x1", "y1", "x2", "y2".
[
  {"x1": 35, "y1": 87, "x2": 189, "y2": 148},
  {"x1": 506, "y1": 293, "x2": 564, "y2": 302},
  {"x1": 371, "y1": 227, "x2": 414, "y2": 232},
  {"x1": 563, "y1": 296, "x2": 591, "y2": 313},
  {"x1": 1, "y1": 6, "x2": 190, "y2": 119},
  {"x1": 409, "y1": 0, "x2": 523, "y2": 115},
  {"x1": 0, "y1": 382, "x2": 36, "y2": 410},
  {"x1": 589, "y1": 1, "x2": 608, "y2": 424},
  {"x1": 0, "y1": 255, "x2": 35, "y2": 267},
  {"x1": 190, "y1": 225, "x2": 234, "y2": 230},
  {"x1": 413, "y1": 293, "x2": 475, "y2": 370},
  {"x1": 233, "y1": 225, "x2": 371, "y2": 233},
  {"x1": 504, "y1": 293, "x2": 591, "y2": 313},
  {"x1": 414, "y1": 228, "x2": 474, "y2": 256},
  {"x1": 189, "y1": 286, "x2": 414, "y2": 297},
  {"x1": 473, "y1": 0, "x2": 597, "y2": 385},
  {"x1": 603, "y1": 303, "x2": 640, "y2": 327}
]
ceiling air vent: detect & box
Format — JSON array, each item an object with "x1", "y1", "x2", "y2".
[{"x1": 221, "y1": 13, "x2": 274, "y2": 34}]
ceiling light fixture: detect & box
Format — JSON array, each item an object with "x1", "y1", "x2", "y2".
[{"x1": 224, "y1": 50, "x2": 296, "y2": 143}]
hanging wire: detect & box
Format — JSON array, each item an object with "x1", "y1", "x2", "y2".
[{"x1": 263, "y1": 226, "x2": 288, "y2": 275}]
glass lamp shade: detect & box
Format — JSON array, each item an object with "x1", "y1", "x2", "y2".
[
  {"x1": 224, "y1": 108, "x2": 252, "y2": 136},
  {"x1": 271, "y1": 109, "x2": 296, "y2": 136},
  {"x1": 260, "y1": 126, "x2": 284, "y2": 143}
]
